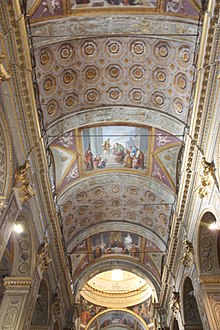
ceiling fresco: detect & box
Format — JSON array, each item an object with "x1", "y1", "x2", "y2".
[
  {"x1": 28, "y1": 0, "x2": 202, "y2": 19},
  {"x1": 77, "y1": 291, "x2": 155, "y2": 330},
  {"x1": 70, "y1": 231, "x2": 162, "y2": 285},
  {"x1": 86, "y1": 309, "x2": 150, "y2": 330},
  {"x1": 49, "y1": 125, "x2": 182, "y2": 196},
  {"x1": 26, "y1": 0, "x2": 202, "y2": 322}
]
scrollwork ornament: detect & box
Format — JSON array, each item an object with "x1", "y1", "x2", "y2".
[
  {"x1": 181, "y1": 240, "x2": 194, "y2": 268},
  {"x1": 14, "y1": 161, "x2": 35, "y2": 203},
  {"x1": 36, "y1": 237, "x2": 52, "y2": 274}
]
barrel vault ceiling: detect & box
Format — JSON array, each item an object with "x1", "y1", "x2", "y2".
[{"x1": 27, "y1": 0, "x2": 202, "y2": 307}]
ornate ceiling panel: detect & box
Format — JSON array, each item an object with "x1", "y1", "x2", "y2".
[
  {"x1": 35, "y1": 36, "x2": 194, "y2": 128},
  {"x1": 30, "y1": 16, "x2": 198, "y2": 49}
]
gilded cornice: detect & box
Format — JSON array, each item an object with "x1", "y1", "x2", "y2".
[
  {"x1": 199, "y1": 275, "x2": 220, "y2": 285},
  {"x1": 0, "y1": 0, "x2": 73, "y2": 307},
  {"x1": 160, "y1": 0, "x2": 220, "y2": 306},
  {"x1": 3, "y1": 277, "x2": 32, "y2": 288},
  {"x1": 85, "y1": 283, "x2": 147, "y2": 296}
]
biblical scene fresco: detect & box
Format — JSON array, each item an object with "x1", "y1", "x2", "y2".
[
  {"x1": 165, "y1": 0, "x2": 201, "y2": 16},
  {"x1": 70, "y1": 232, "x2": 163, "y2": 284},
  {"x1": 70, "y1": 0, "x2": 157, "y2": 9},
  {"x1": 80, "y1": 296, "x2": 106, "y2": 328},
  {"x1": 87, "y1": 310, "x2": 146, "y2": 330},
  {"x1": 91, "y1": 232, "x2": 140, "y2": 260},
  {"x1": 31, "y1": 0, "x2": 63, "y2": 19},
  {"x1": 79, "y1": 296, "x2": 154, "y2": 330},
  {"x1": 129, "y1": 296, "x2": 153, "y2": 325},
  {"x1": 83, "y1": 126, "x2": 148, "y2": 172}
]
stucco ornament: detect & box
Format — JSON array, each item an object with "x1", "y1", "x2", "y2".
[
  {"x1": 36, "y1": 237, "x2": 52, "y2": 274},
  {"x1": 198, "y1": 158, "x2": 216, "y2": 198},
  {"x1": 181, "y1": 240, "x2": 194, "y2": 268}
]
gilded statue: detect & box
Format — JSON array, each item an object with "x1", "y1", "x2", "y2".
[{"x1": 14, "y1": 161, "x2": 35, "y2": 203}]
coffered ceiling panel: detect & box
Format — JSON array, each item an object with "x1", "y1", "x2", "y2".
[
  {"x1": 58, "y1": 173, "x2": 174, "y2": 246},
  {"x1": 35, "y1": 36, "x2": 194, "y2": 128}
]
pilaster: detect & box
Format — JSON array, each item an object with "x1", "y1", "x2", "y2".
[
  {"x1": 199, "y1": 275, "x2": 220, "y2": 330},
  {"x1": 0, "y1": 277, "x2": 32, "y2": 330}
]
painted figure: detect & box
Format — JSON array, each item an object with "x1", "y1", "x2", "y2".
[
  {"x1": 124, "y1": 150, "x2": 133, "y2": 168},
  {"x1": 134, "y1": 148, "x2": 145, "y2": 169},
  {"x1": 102, "y1": 138, "x2": 111, "y2": 155},
  {"x1": 84, "y1": 146, "x2": 93, "y2": 170},
  {"x1": 114, "y1": 143, "x2": 125, "y2": 163}
]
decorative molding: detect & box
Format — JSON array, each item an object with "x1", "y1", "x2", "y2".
[
  {"x1": 200, "y1": 275, "x2": 220, "y2": 285},
  {"x1": 31, "y1": 15, "x2": 198, "y2": 48}
]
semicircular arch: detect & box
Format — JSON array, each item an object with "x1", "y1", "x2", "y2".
[{"x1": 73, "y1": 258, "x2": 160, "y2": 303}]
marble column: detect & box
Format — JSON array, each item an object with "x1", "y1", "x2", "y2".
[{"x1": 0, "y1": 277, "x2": 32, "y2": 330}]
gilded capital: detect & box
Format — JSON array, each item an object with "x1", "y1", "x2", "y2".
[{"x1": 3, "y1": 277, "x2": 32, "y2": 288}]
